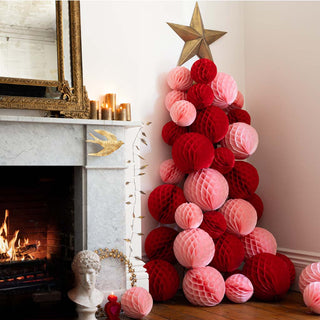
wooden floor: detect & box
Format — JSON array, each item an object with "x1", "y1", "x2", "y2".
[{"x1": 145, "y1": 291, "x2": 318, "y2": 320}]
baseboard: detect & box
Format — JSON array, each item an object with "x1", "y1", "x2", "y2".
[{"x1": 277, "y1": 247, "x2": 320, "y2": 292}]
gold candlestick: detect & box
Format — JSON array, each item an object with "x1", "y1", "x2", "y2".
[
  {"x1": 102, "y1": 104, "x2": 113, "y2": 120},
  {"x1": 120, "y1": 103, "x2": 131, "y2": 121},
  {"x1": 90, "y1": 100, "x2": 98, "y2": 119},
  {"x1": 117, "y1": 106, "x2": 127, "y2": 121},
  {"x1": 105, "y1": 93, "x2": 116, "y2": 120}
]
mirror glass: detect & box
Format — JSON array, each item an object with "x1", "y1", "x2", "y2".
[{"x1": 0, "y1": 1, "x2": 58, "y2": 81}]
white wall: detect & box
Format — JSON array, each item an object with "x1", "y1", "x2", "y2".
[
  {"x1": 245, "y1": 1, "x2": 320, "y2": 276},
  {"x1": 80, "y1": 1, "x2": 246, "y2": 251}
]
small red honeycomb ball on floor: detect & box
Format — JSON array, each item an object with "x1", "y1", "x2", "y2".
[
  {"x1": 190, "y1": 105, "x2": 229, "y2": 143},
  {"x1": 209, "y1": 232, "x2": 245, "y2": 273},
  {"x1": 191, "y1": 58, "x2": 217, "y2": 84},
  {"x1": 243, "y1": 253, "x2": 291, "y2": 301},
  {"x1": 276, "y1": 253, "x2": 296, "y2": 286},
  {"x1": 245, "y1": 193, "x2": 264, "y2": 221},
  {"x1": 199, "y1": 211, "x2": 227, "y2": 240},
  {"x1": 172, "y1": 132, "x2": 214, "y2": 174},
  {"x1": 144, "y1": 259, "x2": 180, "y2": 301},
  {"x1": 224, "y1": 161, "x2": 259, "y2": 199},
  {"x1": 145, "y1": 226, "x2": 178, "y2": 264},
  {"x1": 187, "y1": 83, "x2": 214, "y2": 109},
  {"x1": 211, "y1": 147, "x2": 235, "y2": 175},
  {"x1": 161, "y1": 121, "x2": 188, "y2": 146},
  {"x1": 148, "y1": 184, "x2": 186, "y2": 224}
]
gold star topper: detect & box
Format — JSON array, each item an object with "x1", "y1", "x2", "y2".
[{"x1": 167, "y1": 2, "x2": 227, "y2": 66}]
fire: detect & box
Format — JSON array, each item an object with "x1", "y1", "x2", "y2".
[{"x1": 0, "y1": 209, "x2": 40, "y2": 262}]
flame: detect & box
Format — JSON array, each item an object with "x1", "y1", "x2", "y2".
[{"x1": 0, "y1": 210, "x2": 39, "y2": 262}]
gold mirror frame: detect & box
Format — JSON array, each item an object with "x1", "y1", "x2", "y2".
[{"x1": 0, "y1": 1, "x2": 89, "y2": 118}]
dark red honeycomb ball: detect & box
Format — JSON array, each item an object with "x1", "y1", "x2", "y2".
[
  {"x1": 145, "y1": 226, "x2": 178, "y2": 264},
  {"x1": 199, "y1": 211, "x2": 227, "y2": 240},
  {"x1": 187, "y1": 83, "x2": 214, "y2": 110},
  {"x1": 148, "y1": 184, "x2": 186, "y2": 224},
  {"x1": 162, "y1": 121, "x2": 188, "y2": 146},
  {"x1": 191, "y1": 58, "x2": 217, "y2": 84},
  {"x1": 276, "y1": 253, "x2": 296, "y2": 286},
  {"x1": 228, "y1": 109, "x2": 251, "y2": 125},
  {"x1": 211, "y1": 147, "x2": 235, "y2": 174},
  {"x1": 246, "y1": 193, "x2": 264, "y2": 220}
]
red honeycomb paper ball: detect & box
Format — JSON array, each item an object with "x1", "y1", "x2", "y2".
[
  {"x1": 167, "y1": 66, "x2": 193, "y2": 91},
  {"x1": 184, "y1": 168, "x2": 229, "y2": 211},
  {"x1": 303, "y1": 282, "x2": 320, "y2": 314},
  {"x1": 276, "y1": 253, "x2": 296, "y2": 286},
  {"x1": 191, "y1": 58, "x2": 217, "y2": 84},
  {"x1": 148, "y1": 184, "x2": 186, "y2": 224},
  {"x1": 299, "y1": 262, "x2": 320, "y2": 294},
  {"x1": 144, "y1": 259, "x2": 179, "y2": 301},
  {"x1": 159, "y1": 159, "x2": 185, "y2": 185},
  {"x1": 220, "y1": 199, "x2": 257, "y2": 237},
  {"x1": 183, "y1": 266, "x2": 225, "y2": 306},
  {"x1": 162, "y1": 121, "x2": 188, "y2": 146},
  {"x1": 175, "y1": 202, "x2": 203, "y2": 229},
  {"x1": 199, "y1": 211, "x2": 227, "y2": 239},
  {"x1": 228, "y1": 109, "x2": 251, "y2": 125},
  {"x1": 190, "y1": 105, "x2": 229, "y2": 143},
  {"x1": 225, "y1": 274, "x2": 254, "y2": 303},
  {"x1": 209, "y1": 232, "x2": 245, "y2": 273},
  {"x1": 172, "y1": 133, "x2": 214, "y2": 174},
  {"x1": 145, "y1": 226, "x2": 178, "y2": 264},
  {"x1": 211, "y1": 147, "x2": 235, "y2": 175},
  {"x1": 187, "y1": 83, "x2": 214, "y2": 109},
  {"x1": 221, "y1": 123, "x2": 259, "y2": 160},
  {"x1": 170, "y1": 100, "x2": 197, "y2": 127},
  {"x1": 225, "y1": 161, "x2": 259, "y2": 199},
  {"x1": 173, "y1": 228, "x2": 215, "y2": 268},
  {"x1": 241, "y1": 227, "x2": 277, "y2": 259},
  {"x1": 121, "y1": 287, "x2": 153, "y2": 319},
  {"x1": 246, "y1": 193, "x2": 264, "y2": 221},
  {"x1": 165, "y1": 90, "x2": 187, "y2": 111},
  {"x1": 243, "y1": 253, "x2": 291, "y2": 301}
]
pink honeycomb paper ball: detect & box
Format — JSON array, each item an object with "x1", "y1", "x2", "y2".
[
  {"x1": 175, "y1": 203, "x2": 203, "y2": 229},
  {"x1": 121, "y1": 287, "x2": 153, "y2": 319},
  {"x1": 167, "y1": 66, "x2": 193, "y2": 91},
  {"x1": 210, "y1": 72, "x2": 238, "y2": 109},
  {"x1": 170, "y1": 100, "x2": 197, "y2": 127},
  {"x1": 241, "y1": 227, "x2": 277, "y2": 259},
  {"x1": 303, "y1": 282, "x2": 320, "y2": 314},
  {"x1": 173, "y1": 228, "x2": 215, "y2": 268},
  {"x1": 299, "y1": 262, "x2": 320, "y2": 294},
  {"x1": 225, "y1": 274, "x2": 254, "y2": 303},
  {"x1": 220, "y1": 199, "x2": 257, "y2": 237},
  {"x1": 183, "y1": 266, "x2": 225, "y2": 306},
  {"x1": 229, "y1": 91, "x2": 244, "y2": 110},
  {"x1": 159, "y1": 159, "x2": 185, "y2": 184},
  {"x1": 165, "y1": 90, "x2": 187, "y2": 111},
  {"x1": 221, "y1": 123, "x2": 259, "y2": 159},
  {"x1": 184, "y1": 168, "x2": 229, "y2": 211}
]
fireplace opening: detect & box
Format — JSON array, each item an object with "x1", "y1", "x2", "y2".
[{"x1": 0, "y1": 166, "x2": 76, "y2": 318}]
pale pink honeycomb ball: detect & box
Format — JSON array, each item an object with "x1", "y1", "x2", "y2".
[
  {"x1": 221, "y1": 123, "x2": 259, "y2": 159},
  {"x1": 173, "y1": 228, "x2": 215, "y2": 268},
  {"x1": 121, "y1": 287, "x2": 153, "y2": 319},
  {"x1": 303, "y1": 282, "x2": 320, "y2": 314},
  {"x1": 184, "y1": 168, "x2": 229, "y2": 211},
  {"x1": 299, "y1": 262, "x2": 320, "y2": 294},
  {"x1": 183, "y1": 266, "x2": 225, "y2": 306},
  {"x1": 210, "y1": 72, "x2": 238, "y2": 109},
  {"x1": 165, "y1": 90, "x2": 187, "y2": 111},
  {"x1": 170, "y1": 100, "x2": 197, "y2": 127},
  {"x1": 175, "y1": 202, "x2": 203, "y2": 229},
  {"x1": 167, "y1": 66, "x2": 193, "y2": 91},
  {"x1": 241, "y1": 227, "x2": 277, "y2": 259},
  {"x1": 225, "y1": 274, "x2": 254, "y2": 303},
  {"x1": 220, "y1": 199, "x2": 257, "y2": 237},
  {"x1": 159, "y1": 159, "x2": 185, "y2": 184}
]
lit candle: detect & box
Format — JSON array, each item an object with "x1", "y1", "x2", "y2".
[
  {"x1": 105, "y1": 93, "x2": 116, "y2": 120},
  {"x1": 101, "y1": 103, "x2": 112, "y2": 120},
  {"x1": 117, "y1": 106, "x2": 126, "y2": 121},
  {"x1": 104, "y1": 292, "x2": 121, "y2": 320},
  {"x1": 89, "y1": 100, "x2": 98, "y2": 119},
  {"x1": 120, "y1": 103, "x2": 131, "y2": 121}
]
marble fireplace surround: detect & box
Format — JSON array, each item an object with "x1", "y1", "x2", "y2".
[{"x1": 0, "y1": 115, "x2": 148, "y2": 300}]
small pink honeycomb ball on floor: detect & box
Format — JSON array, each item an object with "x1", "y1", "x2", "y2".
[
  {"x1": 299, "y1": 262, "x2": 320, "y2": 294},
  {"x1": 225, "y1": 274, "x2": 254, "y2": 303},
  {"x1": 303, "y1": 282, "x2": 320, "y2": 314},
  {"x1": 241, "y1": 227, "x2": 277, "y2": 259},
  {"x1": 173, "y1": 228, "x2": 215, "y2": 268},
  {"x1": 165, "y1": 90, "x2": 187, "y2": 111},
  {"x1": 183, "y1": 266, "x2": 225, "y2": 306},
  {"x1": 170, "y1": 100, "x2": 197, "y2": 127},
  {"x1": 167, "y1": 66, "x2": 193, "y2": 91},
  {"x1": 159, "y1": 159, "x2": 185, "y2": 184},
  {"x1": 121, "y1": 287, "x2": 153, "y2": 319},
  {"x1": 175, "y1": 202, "x2": 203, "y2": 229}
]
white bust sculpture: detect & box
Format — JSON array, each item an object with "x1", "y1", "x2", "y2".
[{"x1": 68, "y1": 250, "x2": 104, "y2": 320}]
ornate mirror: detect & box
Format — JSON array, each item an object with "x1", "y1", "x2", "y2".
[{"x1": 0, "y1": 1, "x2": 89, "y2": 118}]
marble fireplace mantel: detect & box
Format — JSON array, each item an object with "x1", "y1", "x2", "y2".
[{"x1": 0, "y1": 115, "x2": 148, "y2": 299}]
